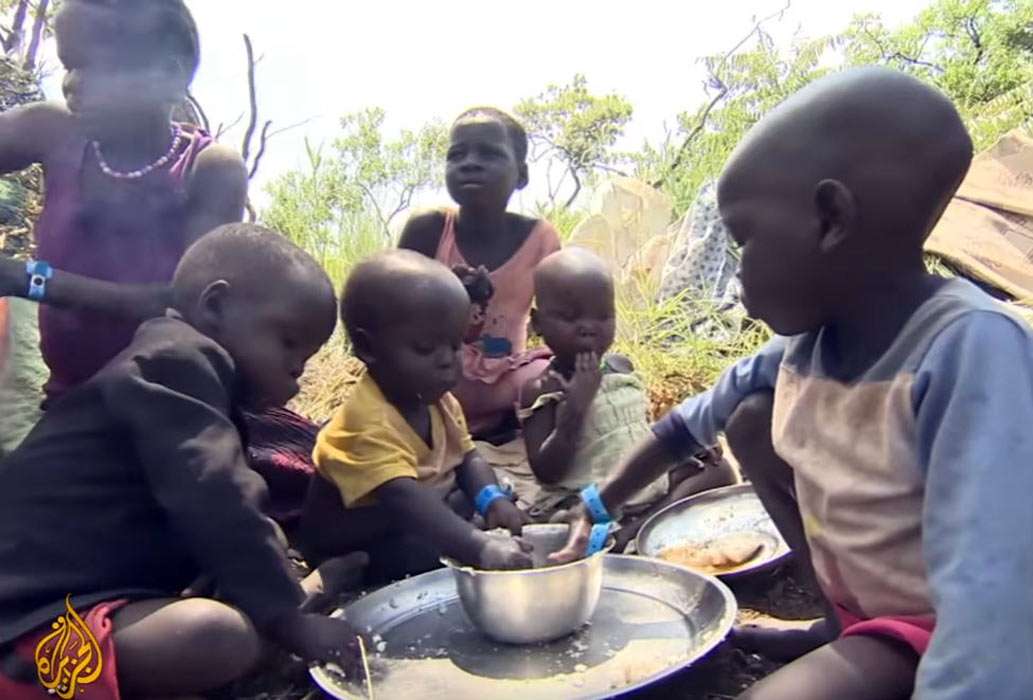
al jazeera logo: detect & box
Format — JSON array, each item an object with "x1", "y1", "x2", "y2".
[{"x1": 33, "y1": 596, "x2": 103, "y2": 697}]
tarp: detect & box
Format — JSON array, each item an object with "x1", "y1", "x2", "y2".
[{"x1": 927, "y1": 129, "x2": 1033, "y2": 304}]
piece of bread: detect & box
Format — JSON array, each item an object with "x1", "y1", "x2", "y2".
[{"x1": 659, "y1": 532, "x2": 765, "y2": 574}]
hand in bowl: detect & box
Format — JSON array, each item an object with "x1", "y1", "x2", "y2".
[
  {"x1": 477, "y1": 533, "x2": 533, "y2": 570},
  {"x1": 547, "y1": 506, "x2": 593, "y2": 565},
  {"x1": 485, "y1": 498, "x2": 529, "y2": 535}
]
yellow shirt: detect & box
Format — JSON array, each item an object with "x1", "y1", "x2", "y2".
[{"x1": 314, "y1": 372, "x2": 476, "y2": 508}]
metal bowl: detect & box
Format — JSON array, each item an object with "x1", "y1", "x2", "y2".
[
  {"x1": 636, "y1": 483, "x2": 791, "y2": 579},
  {"x1": 442, "y1": 524, "x2": 610, "y2": 645}
]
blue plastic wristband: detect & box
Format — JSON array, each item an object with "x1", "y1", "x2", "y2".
[
  {"x1": 585, "y1": 522, "x2": 611, "y2": 557},
  {"x1": 580, "y1": 484, "x2": 613, "y2": 524},
  {"x1": 25, "y1": 260, "x2": 52, "y2": 301},
  {"x1": 475, "y1": 484, "x2": 509, "y2": 517}
]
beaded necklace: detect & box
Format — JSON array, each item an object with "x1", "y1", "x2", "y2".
[{"x1": 92, "y1": 124, "x2": 184, "y2": 180}]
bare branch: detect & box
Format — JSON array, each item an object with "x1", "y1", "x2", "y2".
[
  {"x1": 215, "y1": 113, "x2": 246, "y2": 140},
  {"x1": 247, "y1": 120, "x2": 273, "y2": 180},
  {"x1": 563, "y1": 167, "x2": 582, "y2": 210},
  {"x1": 357, "y1": 182, "x2": 389, "y2": 235},
  {"x1": 2, "y1": 0, "x2": 30, "y2": 55},
  {"x1": 186, "y1": 92, "x2": 211, "y2": 132},
  {"x1": 386, "y1": 184, "x2": 416, "y2": 228},
  {"x1": 652, "y1": 0, "x2": 791, "y2": 188},
  {"x1": 22, "y1": 0, "x2": 49, "y2": 70},
  {"x1": 246, "y1": 117, "x2": 314, "y2": 180},
  {"x1": 240, "y1": 33, "x2": 259, "y2": 164}
]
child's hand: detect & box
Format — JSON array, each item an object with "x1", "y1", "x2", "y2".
[
  {"x1": 485, "y1": 498, "x2": 530, "y2": 535},
  {"x1": 548, "y1": 507, "x2": 593, "y2": 565},
  {"x1": 477, "y1": 533, "x2": 533, "y2": 570},
  {"x1": 0, "y1": 257, "x2": 24, "y2": 298},
  {"x1": 452, "y1": 263, "x2": 494, "y2": 305},
  {"x1": 269, "y1": 611, "x2": 364, "y2": 667},
  {"x1": 563, "y1": 352, "x2": 603, "y2": 413}
]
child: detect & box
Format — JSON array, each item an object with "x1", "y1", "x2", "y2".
[
  {"x1": 516, "y1": 247, "x2": 735, "y2": 532},
  {"x1": 0, "y1": 0, "x2": 246, "y2": 403},
  {"x1": 299, "y1": 250, "x2": 532, "y2": 580},
  {"x1": 0, "y1": 224, "x2": 363, "y2": 699},
  {"x1": 553, "y1": 68, "x2": 1033, "y2": 699},
  {"x1": 0, "y1": 0, "x2": 316, "y2": 530},
  {"x1": 399, "y1": 107, "x2": 561, "y2": 440}
]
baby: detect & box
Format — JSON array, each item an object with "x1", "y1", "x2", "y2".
[{"x1": 300, "y1": 250, "x2": 532, "y2": 580}]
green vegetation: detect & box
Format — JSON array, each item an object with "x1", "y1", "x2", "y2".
[{"x1": 271, "y1": 0, "x2": 1033, "y2": 419}]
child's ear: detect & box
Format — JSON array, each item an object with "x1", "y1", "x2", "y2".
[
  {"x1": 814, "y1": 179, "x2": 856, "y2": 253},
  {"x1": 350, "y1": 327, "x2": 377, "y2": 365},
  {"x1": 197, "y1": 280, "x2": 231, "y2": 329},
  {"x1": 516, "y1": 162, "x2": 530, "y2": 191}
]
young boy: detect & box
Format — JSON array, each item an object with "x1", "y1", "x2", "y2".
[
  {"x1": 515, "y1": 248, "x2": 734, "y2": 532},
  {"x1": 553, "y1": 67, "x2": 1033, "y2": 699},
  {"x1": 0, "y1": 224, "x2": 362, "y2": 699},
  {"x1": 300, "y1": 250, "x2": 531, "y2": 579}
]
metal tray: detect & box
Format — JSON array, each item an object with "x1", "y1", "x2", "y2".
[
  {"x1": 310, "y1": 555, "x2": 736, "y2": 699},
  {"x1": 636, "y1": 483, "x2": 791, "y2": 579}
]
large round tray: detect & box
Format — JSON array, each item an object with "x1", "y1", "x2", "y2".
[
  {"x1": 310, "y1": 554, "x2": 736, "y2": 699},
  {"x1": 636, "y1": 483, "x2": 791, "y2": 579}
]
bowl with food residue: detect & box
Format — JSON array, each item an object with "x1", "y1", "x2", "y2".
[
  {"x1": 442, "y1": 524, "x2": 612, "y2": 644},
  {"x1": 636, "y1": 484, "x2": 790, "y2": 579}
]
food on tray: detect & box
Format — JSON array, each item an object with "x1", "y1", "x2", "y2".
[{"x1": 658, "y1": 532, "x2": 765, "y2": 574}]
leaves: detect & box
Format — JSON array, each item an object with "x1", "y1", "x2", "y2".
[{"x1": 515, "y1": 74, "x2": 633, "y2": 209}]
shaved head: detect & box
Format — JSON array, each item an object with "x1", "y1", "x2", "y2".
[
  {"x1": 342, "y1": 249, "x2": 469, "y2": 342},
  {"x1": 172, "y1": 223, "x2": 334, "y2": 314},
  {"x1": 534, "y1": 247, "x2": 614, "y2": 298},
  {"x1": 720, "y1": 66, "x2": 973, "y2": 243}
]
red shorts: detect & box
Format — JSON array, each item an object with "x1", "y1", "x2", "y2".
[
  {"x1": 0, "y1": 599, "x2": 128, "y2": 700},
  {"x1": 836, "y1": 605, "x2": 935, "y2": 656}
]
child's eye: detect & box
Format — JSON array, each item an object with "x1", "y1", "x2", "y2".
[
  {"x1": 446, "y1": 147, "x2": 464, "y2": 161},
  {"x1": 413, "y1": 343, "x2": 435, "y2": 355}
]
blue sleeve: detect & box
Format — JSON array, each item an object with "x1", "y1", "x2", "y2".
[
  {"x1": 912, "y1": 311, "x2": 1033, "y2": 699},
  {"x1": 652, "y1": 336, "x2": 785, "y2": 461}
]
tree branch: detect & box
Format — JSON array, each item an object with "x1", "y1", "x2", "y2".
[
  {"x1": 240, "y1": 33, "x2": 259, "y2": 164},
  {"x1": 187, "y1": 92, "x2": 211, "y2": 132},
  {"x1": 246, "y1": 117, "x2": 314, "y2": 180},
  {"x1": 215, "y1": 113, "x2": 245, "y2": 140},
  {"x1": 652, "y1": 0, "x2": 791, "y2": 188},
  {"x1": 965, "y1": 16, "x2": 984, "y2": 65},
  {"x1": 563, "y1": 166, "x2": 582, "y2": 210},
  {"x1": 22, "y1": 0, "x2": 49, "y2": 70},
  {"x1": 247, "y1": 120, "x2": 273, "y2": 180},
  {"x1": 2, "y1": 0, "x2": 29, "y2": 55}
]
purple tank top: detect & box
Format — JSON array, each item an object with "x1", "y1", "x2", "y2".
[{"x1": 34, "y1": 123, "x2": 213, "y2": 400}]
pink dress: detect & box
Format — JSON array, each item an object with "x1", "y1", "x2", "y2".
[
  {"x1": 435, "y1": 210, "x2": 561, "y2": 434},
  {"x1": 34, "y1": 123, "x2": 212, "y2": 400}
]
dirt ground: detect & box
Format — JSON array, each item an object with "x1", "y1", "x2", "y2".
[{"x1": 224, "y1": 562, "x2": 824, "y2": 700}]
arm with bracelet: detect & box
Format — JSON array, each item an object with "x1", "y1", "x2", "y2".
[
  {"x1": 455, "y1": 450, "x2": 529, "y2": 534},
  {"x1": 550, "y1": 340, "x2": 786, "y2": 564}
]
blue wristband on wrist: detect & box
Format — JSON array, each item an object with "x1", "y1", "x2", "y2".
[
  {"x1": 585, "y1": 522, "x2": 611, "y2": 557},
  {"x1": 25, "y1": 260, "x2": 53, "y2": 301},
  {"x1": 475, "y1": 484, "x2": 510, "y2": 517},
  {"x1": 580, "y1": 483, "x2": 613, "y2": 524}
]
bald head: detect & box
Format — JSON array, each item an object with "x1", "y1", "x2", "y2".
[
  {"x1": 342, "y1": 249, "x2": 469, "y2": 341},
  {"x1": 535, "y1": 247, "x2": 614, "y2": 299},
  {"x1": 172, "y1": 223, "x2": 334, "y2": 314},
  {"x1": 720, "y1": 67, "x2": 972, "y2": 242}
]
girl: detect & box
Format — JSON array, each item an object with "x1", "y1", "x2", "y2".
[
  {"x1": 0, "y1": 0, "x2": 246, "y2": 403},
  {"x1": 399, "y1": 107, "x2": 561, "y2": 440},
  {"x1": 0, "y1": 2, "x2": 317, "y2": 526}
]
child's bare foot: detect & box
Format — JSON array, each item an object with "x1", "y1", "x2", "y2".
[
  {"x1": 300, "y1": 551, "x2": 370, "y2": 613},
  {"x1": 732, "y1": 618, "x2": 834, "y2": 662}
]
